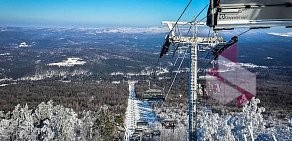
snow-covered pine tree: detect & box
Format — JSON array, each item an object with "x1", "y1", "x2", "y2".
[{"x1": 0, "y1": 101, "x2": 117, "y2": 141}]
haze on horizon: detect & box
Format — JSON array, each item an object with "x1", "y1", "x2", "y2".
[{"x1": 0, "y1": 0, "x2": 208, "y2": 28}]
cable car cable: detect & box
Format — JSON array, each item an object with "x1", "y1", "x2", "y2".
[
  {"x1": 191, "y1": 4, "x2": 209, "y2": 22},
  {"x1": 166, "y1": 0, "x2": 193, "y2": 37},
  {"x1": 158, "y1": 0, "x2": 193, "y2": 59},
  {"x1": 164, "y1": 47, "x2": 188, "y2": 101}
]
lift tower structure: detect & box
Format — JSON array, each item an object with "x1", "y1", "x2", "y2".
[
  {"x1": 161, "y1": 0, "x2": 292, "y2": 140},
  {"x1": 162, "y1": 21, "x2": 223, "y2": 140}
]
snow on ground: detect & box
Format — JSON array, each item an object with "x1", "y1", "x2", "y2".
[
  {"x1": 218, "y1": 59, "x2": 268, "y2": 69},
  {"x1": 111, "y1": 66, "x2": 170, "y2": 77},
  {"x1": 0, "y1": 78, "x2": 15, "y2": 87},
  {"x1": 47, "y1": 58, "x2": 86, "y2": 67},
  {"x1": 110, "y1": 70, "x2": 151, "y2": 77},
  {"x1": 238, "y1": 63, "x2": 268, "y2": 69},
  {"x1": 269, "y1": 32, "x2": 292, "y2": 37},
  {"x1": 0, "y1": 78, "x2": 13, "y2": 82},
  {"x1": 110, "y1": 72, "x2": 125, "y2": 76},
  {"x1": 156, "y1": 67, "x2": 169, "y2": 75},
  {"x1": 266, "y1": 57, "x2": 274, "y2": 60},
  {"x1": 19, "y1": 69, "x2": 90, "y2": 81},
  {"x1": 0, "y1": 84, "x2": 9, "y2": 87},
  {"x1": 0, "y1": 53, "x2": 11, "y2": 56},
  {"x1": 18, "y1": 42, "x2": 30, "y2": 48},
  {"x1": 111, "y1": 81, "x2": 121, "y2": 84},
  {"x1": 124, "y1": 81, "x2": 188, "y2": 140},
  {"x1": 135, "y1": 99, "x2": 158, "y2": 124},
  {"x1": 124, "y1": 81, "x2": 138, "y2": 139},
  {"x1": 124, "y1": 81, "x2": 159, "y2": 140}
]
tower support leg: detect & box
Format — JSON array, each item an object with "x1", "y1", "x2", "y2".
[{"x1": 189, "y1": 43, "x2": 198, "y2": 141}]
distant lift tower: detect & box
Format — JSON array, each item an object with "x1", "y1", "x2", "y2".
[{"x1": 161, "y1": 21, "x2": 223, "y2": 140}]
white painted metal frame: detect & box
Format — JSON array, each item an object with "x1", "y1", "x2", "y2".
[{"x1": 161, "y1": 21, "x2": 223, "y2": 141}]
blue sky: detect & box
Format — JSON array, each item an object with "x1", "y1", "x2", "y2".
[{"x1": 0, "y1": 0, "x2": 209, "y2": 27}]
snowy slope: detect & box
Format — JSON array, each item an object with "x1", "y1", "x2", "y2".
[{"x1": 124, "y1": 81, "x2": 159, "y2": 140}]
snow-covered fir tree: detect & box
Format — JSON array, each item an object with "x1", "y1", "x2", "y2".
[
  {"x1": 0, "y1": 101, "x2": 117, "y2": 141},
  {"x1": 196, "y1": 98, "x2": 292, "y2": 141}
]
